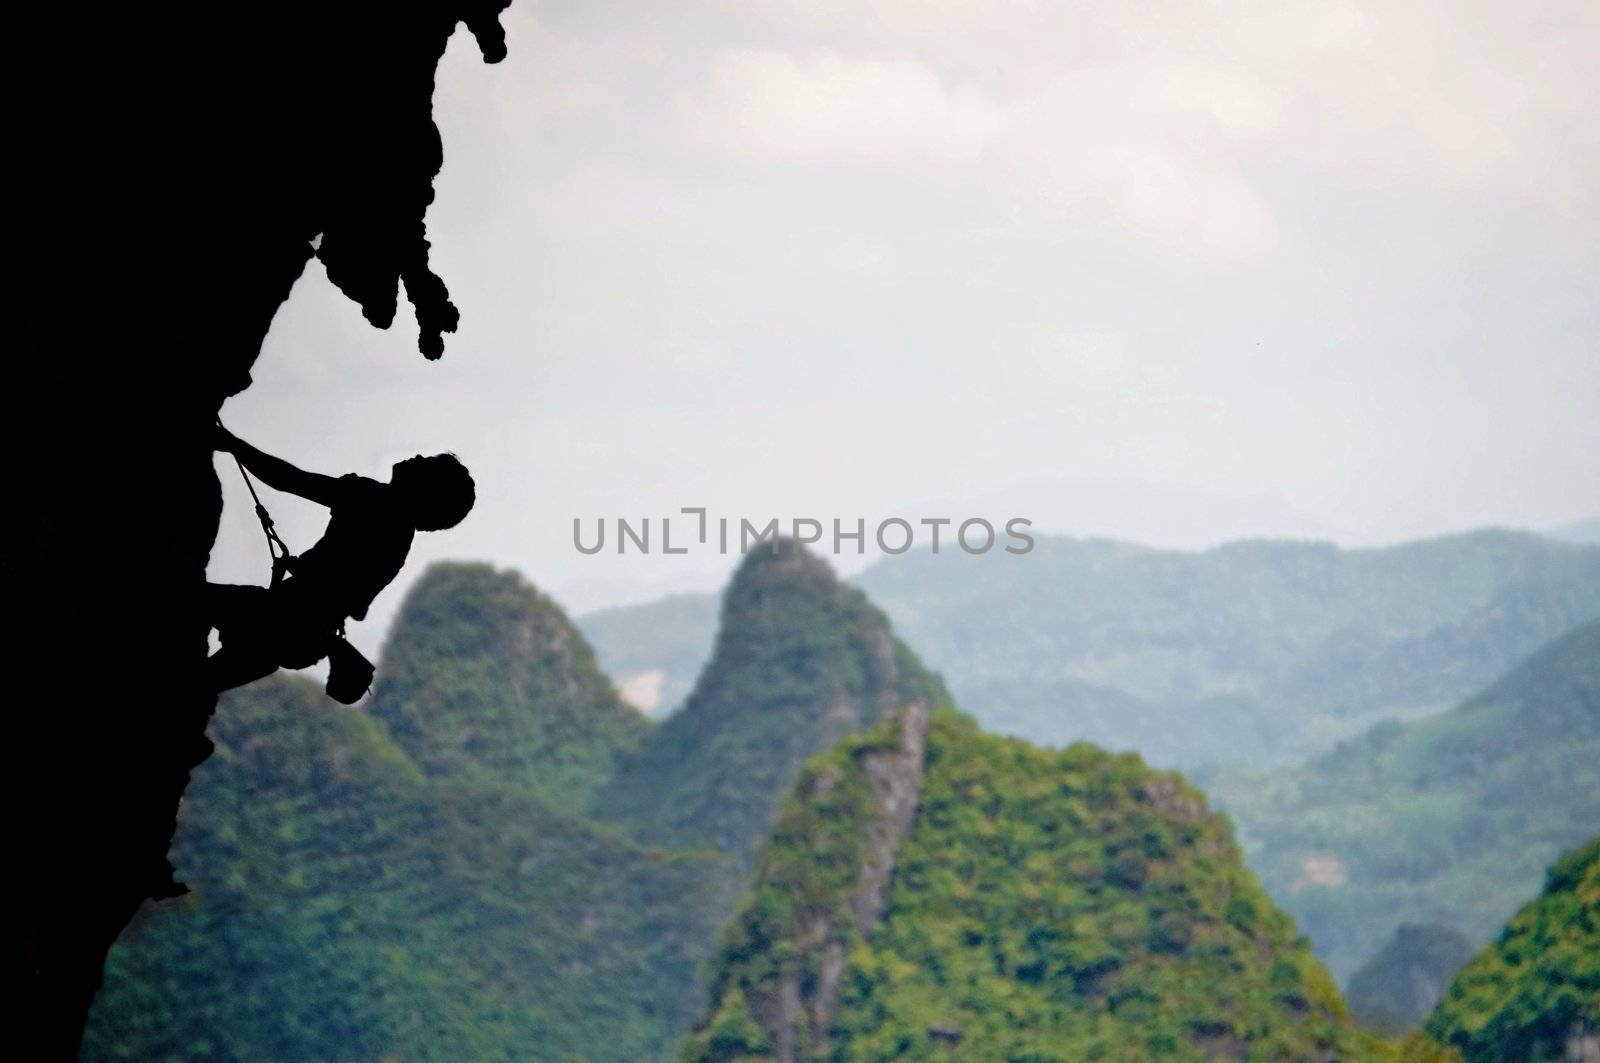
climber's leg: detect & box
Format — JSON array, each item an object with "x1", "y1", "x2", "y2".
[{"x1": 206, "y1": 582, "x2": 269, "y2": 633}]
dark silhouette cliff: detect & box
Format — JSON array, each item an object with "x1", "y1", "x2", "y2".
[{"x1": 10, "y1": 4, "x2": 510, "y2": 1054}]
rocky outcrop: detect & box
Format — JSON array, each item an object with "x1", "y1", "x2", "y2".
[
  {"x1": 13, "y1": 5, "x2": 511, "y2": 1054},
  {"x1": 740, "y1": 702, "x2": 933, "y2": 1063}
]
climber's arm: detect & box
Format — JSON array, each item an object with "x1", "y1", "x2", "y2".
[{"x1": 216, "y1": 425, "x2": 346, "y2": 508}]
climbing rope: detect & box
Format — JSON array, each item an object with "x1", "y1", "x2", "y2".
[{"x1": 221, "y1": 421, "x2": 296, "y2": 587}]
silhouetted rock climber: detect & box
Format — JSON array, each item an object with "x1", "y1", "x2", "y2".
[{"x1": 209, "y1": 423, "x2": 475, "y2": 703}]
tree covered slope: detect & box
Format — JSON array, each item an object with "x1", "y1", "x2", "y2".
[
  {"x1": 1427, "y1": 836, "x2": 1599, "y2": 1062},
  {"x1": 367, "y1": 562, "x2": 650, "y2": 812}
]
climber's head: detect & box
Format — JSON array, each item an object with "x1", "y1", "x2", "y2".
[{"x1": 392, "y1": 453, "x2": 476, "y2": 531}]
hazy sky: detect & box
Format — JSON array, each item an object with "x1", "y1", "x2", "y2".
[{"x1": 213, "y1": 0, "x2": 1598, "y2": 636}]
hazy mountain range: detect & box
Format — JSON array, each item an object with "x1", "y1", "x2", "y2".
[
  {"x1": 1205, "y1": 621, "x2": 1600, "y2": 981},
  {"x1": 583, "y1": 529, "x2": 1600, "y2": 771}
]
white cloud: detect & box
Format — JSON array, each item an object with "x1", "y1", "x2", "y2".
[
  {"x1": 218, "y1": 0, "x2": 1600, "y2": 624},
  {"x1": 680, "y1": 45, "x2": 1286, "y2": 256},
  {"x1": 682, "y1": 48, "x2": 1002, "y2": 162}
]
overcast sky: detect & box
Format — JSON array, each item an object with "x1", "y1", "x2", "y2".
[{"x1": 212, "y1": 0, "x2": 1598, "y2": 640}]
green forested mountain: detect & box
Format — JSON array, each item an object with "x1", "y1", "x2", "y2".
[
  {"x1": 83, "y1": 674, "x2": 735, "y2": 1061},
  {"x1": 1427, "y1": 837, "x2": 1599, "y2": 1061},
  {"x1": 1208, "y1": 621, "x2": 1600, "y2": 981},
  {"x1": 87, "y1": 548, "x2": 948, "y2": 1059},
  {"x1": 367, "y1": 563, "x2": 649, "y2": 813},
  {"x1": 583, "y1": 530, "x2": 1600, "y2": 769},
  {"x1": 594, "y1": 543, "x2": 948, "y2": 865},
  {"x1": 688, "y1": 709, "x2": 1389, "y2": 1061},
  {"x1": 1345, "y1": 924, "x2": 1476, "y2": 1033}
]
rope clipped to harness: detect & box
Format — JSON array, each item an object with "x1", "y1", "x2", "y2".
[{"x1": 221, "y1": 421, "x2": 296, "y2": 587}]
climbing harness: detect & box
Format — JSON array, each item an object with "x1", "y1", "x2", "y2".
[{"x1": 216, "y1": 423, "x2": 371, "y2": 703}]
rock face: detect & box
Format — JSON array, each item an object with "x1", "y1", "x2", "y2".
[
  {"x1": 690, "y1": 705, "x2": 934, "y2": 1063},
  {"x1": 13, "y1": 5, "x2": 512, "y2": 1052},
  {"x1": 1427, "y1": 836, "x2": 1600, "y2": 1062},
  {"x1": 687, "y1": 711, "x2": 1387, "y2": 1062},
  {"x1": 782, "y1": 704, "x2": 932, "y2": 1062}
]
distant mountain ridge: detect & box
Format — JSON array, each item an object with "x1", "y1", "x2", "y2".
[
  {"x1": 1345, "y1": 923, "x2": 1476, "y2": 1033},
  {"x1": 1210, "y1": 621, "x2": 1600, "y2": 981},
  {"x1": 580, "y1": 591, "x2": 719, "y2": 715},
  {"x1": 1551, "y1": 516, "x2": 1600, "y2": 544},
  {"x1": 582, "y1": 528, "x2": 1600, "y2": 769}
]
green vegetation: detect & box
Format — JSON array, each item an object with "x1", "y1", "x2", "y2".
[
  {"x1": 84, "y1": 673, "x2": 735, "y2": 1061},
  {"x1": 85, "y1": 544, "x2": 1586, "y2": 1060},
  {"x1": 594, "y1": 543, "x2": 947, "y2": 864},
  {"x1": 690, "y1": 710, "x2": 1390, "y2": 1061},
  {"x1": 1208, "y1": 622, "x2": 1600, "y2": 980},
  {"x1": 85, "y1": 563, "x2": 734, "y2": 1060},
  {"x1": 1345, "y1": 924, "x2": 1476, "y2": 1033},
  {"x1": 1427, "y1": 837, "x2": 1600, "y2": 1062}
]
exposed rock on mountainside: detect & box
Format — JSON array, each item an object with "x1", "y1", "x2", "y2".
[{"x1": 688, "y1": 710, "x2": 1387, "y2": 1061}]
